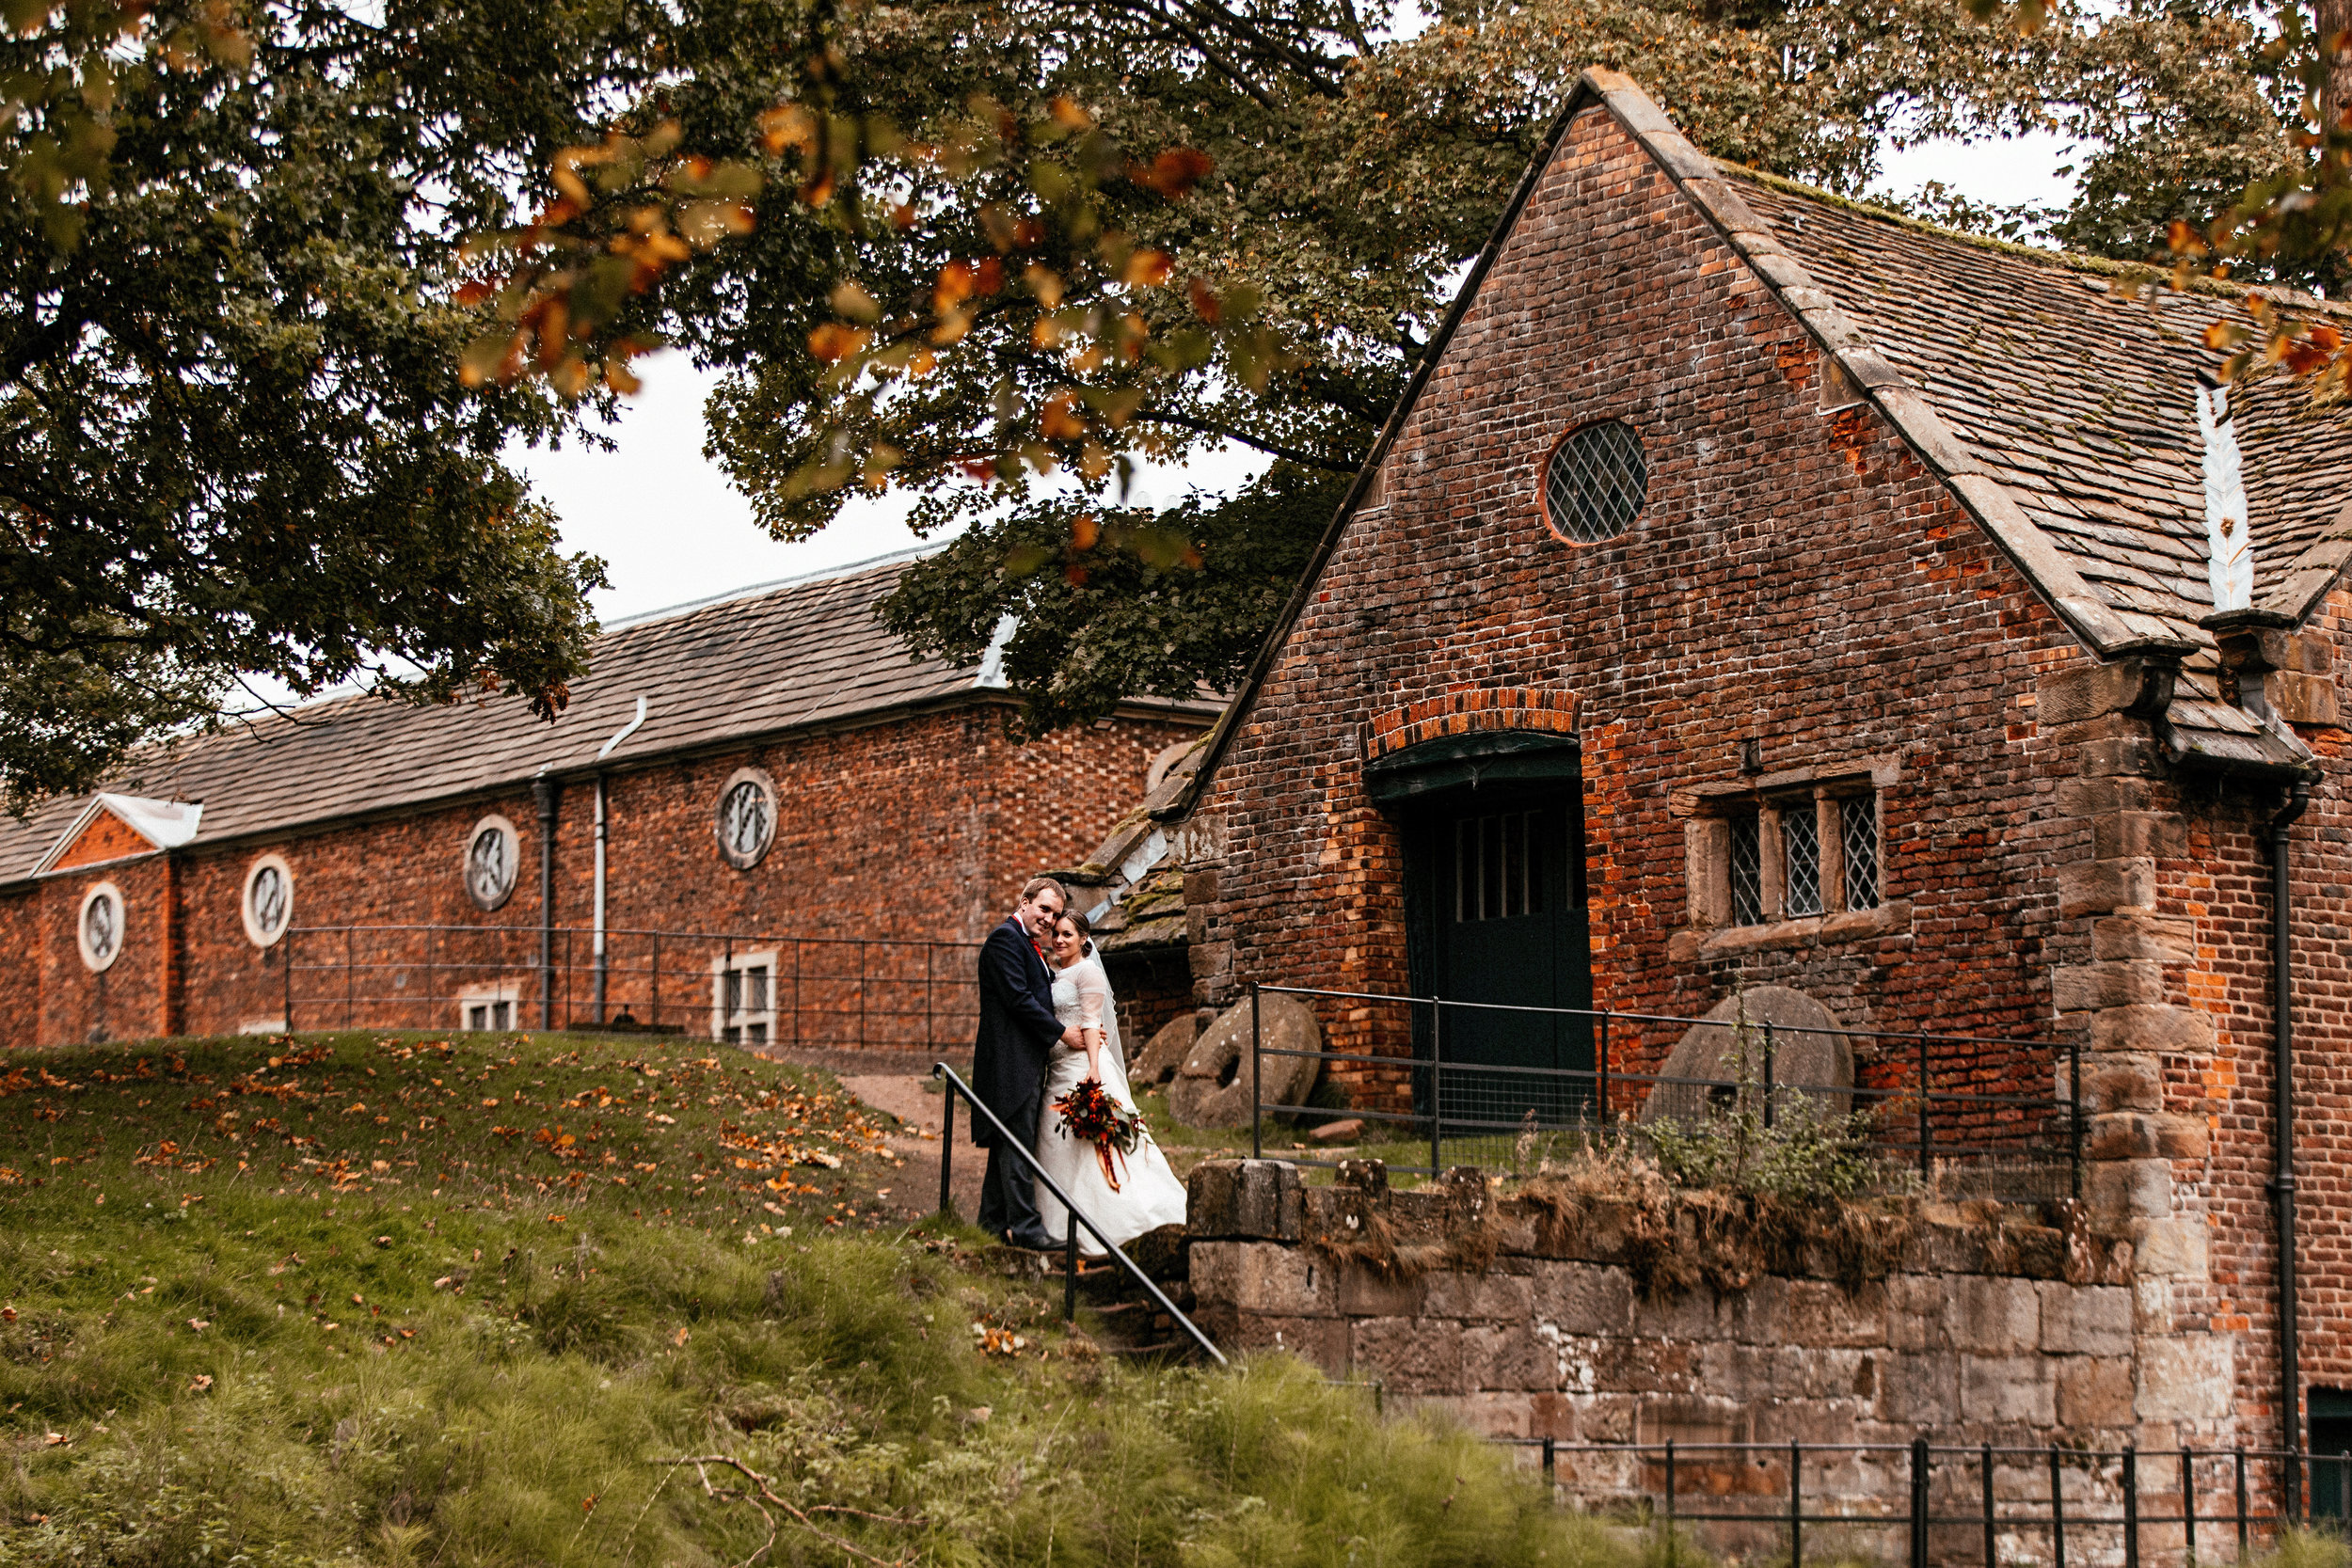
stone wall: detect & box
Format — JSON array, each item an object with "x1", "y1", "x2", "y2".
[
  {"x1": 1185, "y1": 1160, "x2": 2229, "y2": 1460},
  {"x1": 7, "y1": 704, "x2": 1200, "y2": 1049}
]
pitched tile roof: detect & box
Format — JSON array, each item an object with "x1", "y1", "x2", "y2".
[
  {"x1": 0, "y1": 549, "x2": 1216, "y2": 887},
  {"x1": 1721, "y1": 173, "x2": 2352, "y2": 651}
]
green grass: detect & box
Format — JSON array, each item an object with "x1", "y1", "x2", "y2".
[{"x1": 0, "y1": 1030, "x2": 1643, "y2": 1567}]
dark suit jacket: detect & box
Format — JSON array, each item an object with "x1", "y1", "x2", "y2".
[{"x1": 969, "y1": 916, "x2": 1061, "y2": 1148}]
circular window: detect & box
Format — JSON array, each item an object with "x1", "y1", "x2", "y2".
[
  {"x1": 242, "y1": 853, "x2": 294, "y2": 948},
  {"x1": 716, "y1": 768, "x2": 777, "y2": 869},
  {"x1": 1543, "y1": 419, "x2": 1648, "y2": 544},
  {"x1": 464, "y1": 815, "x2": 520, "y2": 911},
  {"x1": 78, "y1": 881, "x2": 124, "y2": 973}
]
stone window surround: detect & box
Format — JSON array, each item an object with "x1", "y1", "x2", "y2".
[
  {"x1": 455, "y1": 980, "x2": 520, "y2": 1033},
  {"x1": 78, "y1": 879, "x2": 125, "y2": 973},
  {"x1": 1668, "y1": 755, "x2": 1910, "y2": 959},
  {"x1": 710, "y1": 947, "x2": 781, "y2": 1045}
]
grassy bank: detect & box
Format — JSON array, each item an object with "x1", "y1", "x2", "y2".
[{"x1": 0, "y1": 1030, "x2": 1629, "y2": 1567}]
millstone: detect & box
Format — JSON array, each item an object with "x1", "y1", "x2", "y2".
[
  {"x1": 1638, "y1": 985, "x2": 1852, "y2": 1125},
  {"x1": 1167, "y1": 993, "x2": 1320, "y2": 1129},
  {"x1": 1129, "y1": 1012, "x2": 1199, "y2": 1087}
]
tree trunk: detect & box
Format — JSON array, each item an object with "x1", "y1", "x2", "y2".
[{"x1": 2321, "y1": 0, "x2": 2352, "y2": 135}]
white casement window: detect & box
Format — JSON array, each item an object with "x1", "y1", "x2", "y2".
[
  {"x1": 456, "y1": 981, "x2": 521, "y2": 1033},
  {"x1": 711, "y1": 949, "x2": 779, "y2": 1046},
  {"x1": 1699, "y1": 779, "x2": 1882, "y2": 927}
]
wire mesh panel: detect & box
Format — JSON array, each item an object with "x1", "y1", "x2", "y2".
[
  {"x1": 1842, "y1": 794, "x2": 1881, "y2": 911},
  {"x1": 1543, "y1": 420, "x2": 1648, "y2": 543},
  {"x1": 1783, "y1": 806, "x2": 1822, "y2": 917}
]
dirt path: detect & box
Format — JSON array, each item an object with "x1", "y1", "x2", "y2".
[{"x1": 837, "y1": 1072, "x2": 987, "y2": 1225}]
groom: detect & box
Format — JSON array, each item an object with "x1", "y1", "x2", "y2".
[{"x1": 971, "y1": 876, "x2": 1083, "y2": 1249}]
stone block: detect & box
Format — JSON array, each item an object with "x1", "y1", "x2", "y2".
[
  {"x1": 2038, "y1": 1284, "x2": 2134, "y2": 1356},
  {"x1": 2091, "y1": 912, "x2": 2198, "y2": 964},
  {"x1": 1231, "y1": 1159, "x2": 1306, "y2": 1239},
  {"x1": 1878, "y1": 1351, "x2": 1959, "y2": 1425},
  {"x1": 1422, "y1": 1271, "x2": 1534, "y2": 1323},
  {"x1": 2058, "y1": 1356, "x2": 2137, "y2": 1428},
  {"x1": 1787, "y1": 1280, "x2": 1887, "y2": 1348},
  {"x1": 1339, "y1": 1261, "x2": 1422, "y2": 1318},
  {"x1": 2089, "y1": 1005, "x2": 2217, "y2": 1055},
  {"x1": 1350, "y1": 1317, "x2": 1464, "y2": 1394},
  {"x1": 1961, "y1": 1354, "x2": 2057, "y2": 1425},
  {"x1": 1768, "y1": 1345, "x2": 1871, "y2": 1402},
  {"x1": 1189, "y1": 1240, "x2": 1336, "y2": 1317},
  {"x1": 1718, "y1": 1275, "x2": 1788, "y2": 1345},
  {"x1": 2131, "y1": 1215, "x2": 2208, "y2": 1277},
  {"x1": 2137, "y1": 1334, "x2": 2232, "y2": 1421},
  {"x1": 2038, "y1": 662, "x2": 2164, "y2": 726},
  {"x1": 1559, "y1": 1393, "x2": 1635, "y2": 1442},
  {"x1": 1630, "y1": 1287, "x2": 1723, "y2": 1339},
  {"x1": 2058, "y1": 858, "x2": 2156, "y2": 918},
  {"x1": 1884, "y1": 1274, "x2": 1946, "y2": 1352},
  {"x1": 2080, "y1": 1054, "x2": 2165, "y2": 1114},
  {"x1": 2056, "y1": 776, "x2": 2153, "y2": 816},
  {"x1": 1534, "y1": 1259, "x2": 1628, "y2": 1335},
  {"x1": 1946, "y1": 1275, "x2": 2040, "y2": 1354},
  {"x1": 2091, "y1": 812, "x2": 2189, "y2": 862},
  {"x1": 1229, "y1": 1314, "x2": 1346, "y2": 1370},
  {"x1": 1463, "y1": 1323, "x2": 1551, "y2": 1392},
  {"x1": 2084, "y1": 1159, "x2": 2172, "y2": 1228},
  {"x1": 2052, "y1": 961, "x2": 2164, "y2": 1011},
  {"x1": 2087, "y1": 1112, "x2": 2207, "y2": 1162},
  {"x1": 1696, "y1": 1341, "x2": 1773, "y2": 1403},
  {"x1": 2270, "y1": 671, "x2": 2340, "y2": 727}
]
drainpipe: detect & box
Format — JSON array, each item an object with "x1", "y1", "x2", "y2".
[
  {"x1": 532, "y1": 772, "x2": 560, "y2": 1030},
  {"x1": 592, "y1": 698, "x2": 647, "y2": 1024},
  {"x1": 2271, "y1": 777, "x2": 2311, "y2": 1484}
]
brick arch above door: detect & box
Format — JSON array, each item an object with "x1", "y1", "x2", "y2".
[{"x1": 1362, "y1": 688, "x2": 1581, "y2": 764}]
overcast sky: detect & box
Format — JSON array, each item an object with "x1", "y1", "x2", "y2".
[{"x1": 514, "y1": 131, "x2": 2082, "y2": 626}]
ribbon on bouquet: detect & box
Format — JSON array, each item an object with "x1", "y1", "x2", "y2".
[{"x1": 1051, "y1": 1078, "x2": 1145, "y2": 1193}]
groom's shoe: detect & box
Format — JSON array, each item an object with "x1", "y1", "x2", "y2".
[{"x1": 1006, "y1": 1226, "x2": 1061, "y2": 1252}]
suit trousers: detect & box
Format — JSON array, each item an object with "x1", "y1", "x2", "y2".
[{"x1": 976, "y1": 1090, "x2": 1046, "y2": 1243}]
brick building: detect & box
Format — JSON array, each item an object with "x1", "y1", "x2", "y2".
[
  {"x1": 0, "y1": 550, "x2": 1213, "y2": 1053},
  {"x1": 1117, "y1": 73, "x2": 2352, "y2": 1455}
]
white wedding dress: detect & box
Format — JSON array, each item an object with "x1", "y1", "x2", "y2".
[{"x1": 1033, "y1": 953, "x2": 1187, "y2": 1255}]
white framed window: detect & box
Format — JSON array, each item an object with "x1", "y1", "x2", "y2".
[
  {"x1": 714, "y1": 768, "x2": 777, "y2": 870},
  {"x1": 456, "y1": 981, "x2": 521, "y2": 1033},
  {"x1": 464, "y1": 815, "x2": 520, "y2": 911},
  {"x1": 241, "y1": 852, "x2": 294, "y2": 947},
  {"x1": 710, "y1": 949, "x2": 778, "y2": 1046},
  {"x1": 77, "y1": 880, "x2": 124, "y2": 973}
]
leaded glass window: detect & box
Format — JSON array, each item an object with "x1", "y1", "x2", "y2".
[
  {"x1": 1728, "y1": 815, "x2": 1763, "y2": 927},
  {"x1": 1544, "y1": 420, "x2": 1648, "y2": 544},
  {"x1": 80, "y1": 887, "x2": 121, "y2": 970},
  {"x1": 1783, "y1": 806, "x2": 1823, "y2": 917},
  {"x1": 243, "y1": 854, "x2": 293, "y2": 947},
  {"x1": 1842, "y1": 794, "x2": 1881, "y2": 911},
  {"x1": 716, "y1": 768, "x2": 778, "y2": 869},
  {"x1": 466, "y1": 819, "x2": 517, "y2": 910}
]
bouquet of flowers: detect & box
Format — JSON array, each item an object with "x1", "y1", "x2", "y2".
[{"x1": 1051, "y1": 1078, "x2": 1148, "y2": 1191}]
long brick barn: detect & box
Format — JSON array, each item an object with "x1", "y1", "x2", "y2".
[
  {"x1": 1118, "y1": 73, "x2": 2352, "y2": 1471},
  {"x1": 0, "y1": 550, "x2": 1213, "y2": 1053}
]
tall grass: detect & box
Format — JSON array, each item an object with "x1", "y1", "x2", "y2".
[{"x1": 1, "y1": 1031, "x2": 1641, "y2": 1567}]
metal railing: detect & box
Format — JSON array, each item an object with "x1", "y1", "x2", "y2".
[
  {"x1": 1501, "y1": 1437, "x2": 2348, "y2": 1567},
  {"x1": 274, "y1": 924, "x2": 980, "y2": 1051},
  {"x1": 1248, "y1": 984, "x2": 2079, "y2": 1193},
  {"x1": 930, "y1": 1062, "x2": 1224, "y2": 1365}
]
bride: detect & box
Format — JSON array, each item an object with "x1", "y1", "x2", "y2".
[{"x1": 1033, "y1": 911, "x2": 1187, "y2": 1254}]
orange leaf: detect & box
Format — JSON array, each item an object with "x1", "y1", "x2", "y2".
[
  {"x1": 1187, "y1": 276, "x2": 1221, "y2": 324},
  {"x1": 1121, "y1": 249, "x2": 1173, "y2": 287},
  {"x1": 1129, "y1": 147, "x2": 1213, "y2": 198},
  {"x1": 935, "y1": 260, "x2": 977, "y2": 312},
  {"x1": 1071, "y1": 512, "x2": 1100, "y2": 550},
  {"x1": 808, "y1": 323, "x2": 873, "y2": 363}
]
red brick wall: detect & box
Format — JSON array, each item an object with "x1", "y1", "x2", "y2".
[
  {"x1": 8, "y1": 702, "x2": 1201, "y2": 1053},
  {"x1": 1189, "y1": 103, "x2": 2090, "y2": 1113}
]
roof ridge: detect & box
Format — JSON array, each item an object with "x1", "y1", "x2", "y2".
[{"x1": 599, "y1": 542, "x2": 942, "y2": 631}]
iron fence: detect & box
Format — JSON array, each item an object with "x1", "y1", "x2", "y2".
[
  {"x1": 277, "y1": 924, "x2": 981, "y2": 1052},
  {"x1": 1496, "y1": 1438, "x2": 2349, "y2": 1568},
  {"x1": 1248, "y1": 984, "x2": 2079, "y2": 1194}
]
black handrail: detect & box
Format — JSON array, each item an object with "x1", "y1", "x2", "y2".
[{"x1": 931, "y1": 1061, "x2": 1226, "y2": 1367}]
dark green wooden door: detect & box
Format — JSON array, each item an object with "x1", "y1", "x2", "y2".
[{"x1": 1425, "y1": 789, "x2": 1594, "y2": 1126}]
